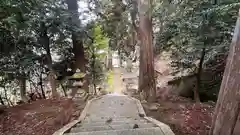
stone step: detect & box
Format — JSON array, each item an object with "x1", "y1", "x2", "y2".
[
  {"x1": 65, "y1": 127, "x2": 164, "y2": 135},
  {"x1": 83, "y1": 117, "x2": 146, "y2": 122},
  {"x1": 71, "y1": 123, "x2": 156, "y2": 132},
  {"x1": 76, "y1": 120, "x2": 149, "y2": 127}
]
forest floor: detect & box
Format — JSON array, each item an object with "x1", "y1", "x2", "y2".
[
  {"x1": 122, "y1": 77, "x2": 214, "y2": 135},
  {"x1": 121, "y1": 56, "x2": 215, "y2": 135},
  {"x1": 0, "y1": 98, "x2": 86, "y2": 135},
  {"x1": 141, "y1": 94, "x2": 214, "y2": 135},
  {"x1": 143, "y1": 56, "x2": 215, "y2": 135}
]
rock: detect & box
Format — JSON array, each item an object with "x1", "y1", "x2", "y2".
[
  {"x1": 105, "y1": 118, "x2": 113, "y2": 123},
  {"x1": 141, "y1": 100, "x2": 147, "y2": 103},
  {"x1": 140, "y1": 92, "x2": 146, "y2": 101},
  {"x1": 206, "y1": 101, "x2": 215, "y2": 106},
  {"x1": 133, "y1": 124, "x2": 139, "y2": 129},
  {"x1": 138, "y1": 113, "x2": 145, "y2": 117},
  {"x1": 149, "y1": 103, "x2": 159, "y2": 111},
  {"x1": 100, "y1": 90, "x2": 108, "y2": 95}
]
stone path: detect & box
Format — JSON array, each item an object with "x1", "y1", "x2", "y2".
[
  {"x1": 121, "y1": 68, "x2": 139, "y2": 96},
  {"x1": 54, "y1": 67, "x2": 174, "y2": 135},
  {"x1": 112, "y1": 68, "x2": 123, "y2": 94},
  {"x1": 55, "y1": 94, "x2": 174, "y2": 135}
]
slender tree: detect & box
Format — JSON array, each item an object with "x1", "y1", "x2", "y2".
[
  {"x1": 0, "y1": 95, "x2": 4, "y2": 105},
  {"x1": 39, "y1": 22, "x2": 58, "y2": 98},
  {"x1": 18, "y1": 72, "x2": 28, "y2": 102}
]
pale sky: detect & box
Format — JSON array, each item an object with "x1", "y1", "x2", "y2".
[{"x1": 78, "y1": 1, "x2": 96, "y2": 24}]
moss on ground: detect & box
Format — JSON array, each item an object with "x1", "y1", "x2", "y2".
[{"x1": 106, "y1": 70, "x2": 114, "y2": 93}]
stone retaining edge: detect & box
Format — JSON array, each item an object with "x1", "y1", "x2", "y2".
[
  {"x1": 144, "y1": 117, "x2": 175, "y2": 135},
  {"x1": 52, "y1": 97, "x2": 102, "y2": 135},
  {"x1": 130, "y1": 97, "x2": 175, "y2": 135},
  {"x1": 130, "y1": 97, "x2": 146, "y2": 116}
]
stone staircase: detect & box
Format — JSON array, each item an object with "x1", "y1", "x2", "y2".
[
  {"x1": 53, "y1": 94, "x2": 175, "y2": 135},
  {"x1": 66, "y1": 117, "x2": 161, "y2": 135}
]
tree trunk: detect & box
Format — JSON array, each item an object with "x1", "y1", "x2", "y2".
[
  {"x1": 60, "y1": 83, "x2": 67, "y2": 97},
  {"x1": 0, "y1": 95, "x2": 4, "y2": 105},
  {"x1": 46, "y1": 46, "x2": 58, "y2": 98},
  {"x1": 126, "y1": 57, "x2": 133, "y2": 72},
  {"x1": 93, "y1": 84, "x2": 97, "y2": 95},
  {"x1": 4, "y1": 87, "x2": 11, "y2": 106},
  {"x1": 118, "y1": 50, "x2": 123, "y2": 67},
  {"x1": 138, "y1": 41, "x2": 144, "y2": 93},
  {"x1": 137, "y1": 0, "x2": 156, "y2": 102},
  {"x1": 40, "y1": 22, "x2": 58, "y2": 98},
  {"x1": 39, "y1": 71, "x2": 46, "y2": 99},
  {"x1": 19, "y1": 73, "x2": 28, "y2": 102},
  {"x1": 194, "y1": 46, "x2": 206, "y2": 102},
  {"x1": 130, "y1": 0, "x2": 143, "y2": 93},
  {"x1": 107, "y1": 49, "x2": 113, "y2": 70},
  {"x1": 66, "y1": 0, "x2": 88, "y2": 94},
  {"x1": 29, "y1": 78, "x2": 42, "y2": 99},
  {"x1": 48, "y1": 70, "x2": 58, "y2": 98},
  {"x1": 210, "y1": 10, "x2": 240, "y2": 135},
  {"x1": 30, "y1": 81, "x2": 33, "y2": 93},
  {"x1": 92, "y1": 52, "x2": 96, "y2": 95}
]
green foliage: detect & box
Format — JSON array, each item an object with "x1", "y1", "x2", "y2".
[
  {"x1": 90, "y1": 0, "x2": 129, "y2": 51},
  {"x1": 85, "y1": 23, "x2": 109, "y2": 87},
  {"x1": 93, "y1": 24, "x2": 109, "y2": 53},
  {"x1": 155, "y1": 0, "x2": 240, "y2": 73},
  {"x1": 154, "y1": 0, "x2": 240, "y2": 100},
  {"x1": 106, "y1": 70, "x2": 114, "y2": 92},
  {"x1": 2, "y1": 0, "x2": 238, "y2": 102},
  {"x1": 0, "y1": 0, "x2": 81, "y2": 102}
]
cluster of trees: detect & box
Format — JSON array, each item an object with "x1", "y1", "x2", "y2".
[
  {"x1": 92, "y1": 0, "x2": 240, "y2": 133},
  {"x1": 1, "y1": 0, "x2": 240, "y2": 104},
  {"x1": 2, "y1": 0, "x2": 240, "y2": 134},
  {"x1": 92, "y1": 0, "x2": 240, "y2": 103},
  {"x1": 0, "y1": 0, "x2": 159, "y2": 104},
  {"x1": 154, "y1": 0, "x2": 240, "y2": 102},
  {"x1": 0, "y1": 0, "x2": 109, "y2": 104},
  {"x1": 153, "y1": 1, "x2": 240, "y2": 134}
]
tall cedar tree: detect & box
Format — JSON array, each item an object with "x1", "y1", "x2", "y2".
[{"x1": 210, "y1": 10, "x2": 240, "y2": 135}]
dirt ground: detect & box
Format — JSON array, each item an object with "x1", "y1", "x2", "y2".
[
  {"x1": 142, "y1": 94, "x2": 214, "y2": 135},
  {"x1": 0, "y1": 98, "x2": 86, "y2": 135}
]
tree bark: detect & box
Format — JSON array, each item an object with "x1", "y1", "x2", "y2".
[
  {"x1": 4, "y1": 87, "x2": 11, "y2": 106},
  {"x1": 39, "y1": 70, "x2": 46, "y2": 99},
  {"x1": 48, "y1": 70, "x2": 58, "y2": 98},
  {"x1": 46, "y1": 46, "x2": 58, "y2": 98},
  {"x1": 66, "y1": 0, "x2": 88, "y2": 94},
  {"x1": 19, "y1": 73, "x2": 28, "y2": 102},
  {"x1": 130, "y1": 0, "x2": 144, "y2": 94},
  {"x1": 66, "y1": 0, "x2": 86, "y2": 72},
  {"x1": 60, "y1": 83, "x2": 67, "y2": 97},
  {"x1": 194, "y1": 46, "x2": 206, "y2": 102},
  {"x1": 107, "y1": 49, "x2": 113, "y2": 70},
  {"x1": 0, "y1": 95, "x2": 4, "y2": 105},
  {"x1": 93, "y1": 84, "x2": 97, "y2": 95},
  {"x1": 210, "y1": 10, "x2": 240, "y2": 135},
  {"x1": 126, "y1": 57, "x2": 133, "y2": 72},
  {"x1": 137, "y1": 0, "x2": 156, "y2": 102},
  {"x1": 91, "y1": 52, "x2": 97, "y2": 95},
  {"x1": 40, "y1": 22, "x2": 58, "y2": 98},
  {"x1": 118, "y1": 50, "x2": 123, "y2": 67},
  {"x1": 138, "y1": 41, "x2": 144, "y2": 93}
]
